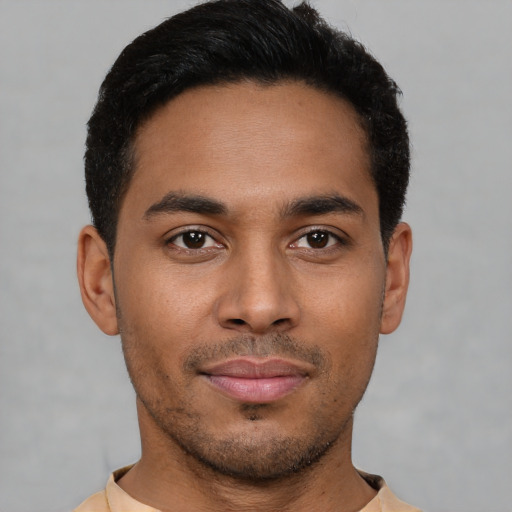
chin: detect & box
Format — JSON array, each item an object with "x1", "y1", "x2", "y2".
[{"x1": 174, "y1": 429, "x2": 339, "y2": 481}]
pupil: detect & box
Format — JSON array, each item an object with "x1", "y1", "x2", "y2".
[
  {"x1": 183, "y1": 231, "x2": 205, "y2": 249},
  {"x1": 307, "y1": 231, "x2": 328, "y2": 248}
]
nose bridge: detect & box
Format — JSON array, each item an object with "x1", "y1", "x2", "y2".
[{"x1": 216, "y1": 237, "x2": 299, "y2": 333}]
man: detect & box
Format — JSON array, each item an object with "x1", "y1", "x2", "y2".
[{"x1": 75, "y1": 0, "x2": 417, "y2": 510}]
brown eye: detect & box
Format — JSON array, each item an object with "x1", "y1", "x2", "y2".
[
  {"x1": 181, "y1": 231, "x2": 206, "y2": 248},
  {"x1": 170, "y1": 230, "x2": 218, "y2": 250},
  {"x1": 306, "y1": 231, "x2": 330, "y2": 249},
  {"x1": 292, "y1": 230, "x2": 342, "y2": 250}
]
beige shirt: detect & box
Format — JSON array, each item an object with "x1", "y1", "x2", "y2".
[{"x1": 74, "y1": 466, "x2": 421, "y2": 512}]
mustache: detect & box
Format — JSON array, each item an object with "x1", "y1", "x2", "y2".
[{"x1": 183, "y1": 333, "x2": 328, "y2": 373}]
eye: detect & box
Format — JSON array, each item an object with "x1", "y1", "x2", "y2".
[
  {"x1": 293, "y1": 230, "x2": 342, "y2": 249},
  {"x1": 169, "y1": 230, "x2": 220, "y2": 250}
]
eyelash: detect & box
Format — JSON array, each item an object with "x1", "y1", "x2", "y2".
[
  {"x1": 165, "y1": 227, "x2": 347, "y2": 254},
  {"x1": 291, "y1": 228, "x2": 347, "y2": 251},
  {"x1": 166, "y1": 228, "x2": 221, "y2": 252}
]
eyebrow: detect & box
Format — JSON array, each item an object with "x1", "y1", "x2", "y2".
[
  {"x1": 143, "y1": 192, "x2": 227, "y2": 219},
  {"x1": 281, "y1": 194, "x2": 364, "y2": 218},
  {"x1": 143, "y1": 191, "x2": 363, "y2": 221}
]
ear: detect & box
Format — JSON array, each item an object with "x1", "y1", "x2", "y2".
[
  {"x1": 380, "y1": 222, "x2": 413, "y2": 335},
  {"x1": 77, "y1": 225, "x2": 119, "y2": 335}
]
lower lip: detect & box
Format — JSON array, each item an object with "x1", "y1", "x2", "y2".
[{"x1": 205, "y1": 375, "x2": 305, "y2": 403}]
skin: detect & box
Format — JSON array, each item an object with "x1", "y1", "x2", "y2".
[{"x1": 77, "y1": 81, "x2": 412, "y2": 512}]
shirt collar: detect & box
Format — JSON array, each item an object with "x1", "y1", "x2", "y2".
[{"x1": 105, "y1": 465, "x2": 420, "y2": 512}]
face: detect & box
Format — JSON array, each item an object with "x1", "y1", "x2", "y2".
[{"x1": 80, "y1": 81, "x2": 411, "y2": 480}]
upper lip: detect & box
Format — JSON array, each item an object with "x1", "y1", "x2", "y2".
[{"x1": 199, "y1": 357, "x2": 312, "y2": 378}]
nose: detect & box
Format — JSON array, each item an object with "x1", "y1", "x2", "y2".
[{"x1": 215, "y1": 248, "x2": 300, "y2": 334}]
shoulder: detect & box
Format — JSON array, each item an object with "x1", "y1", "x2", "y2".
[
  {"x1": 377, "y1": 484, "x2": 422, "y2": 512},
  {"x1": 359, "y1": 471, "x2": 422, "y2": 512},
  {"x1": 73, "y1": 465, "x2": 137, "y2": 512},
  {"x1": 73, "y1": 489, "x2": 109, "y2": 512}
]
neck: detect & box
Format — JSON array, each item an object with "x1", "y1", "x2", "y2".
[{"x1": 117, "y1": 404, "x2": 377, "y2": 512}]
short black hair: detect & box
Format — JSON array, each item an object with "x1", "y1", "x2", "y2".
[{"x1": 85, "y1": 0, "x2": 410, "y2": 256}]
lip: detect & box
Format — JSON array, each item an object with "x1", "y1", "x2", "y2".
[{"x1": 200, "y1": 358, "x2": 310, "y2": 403}]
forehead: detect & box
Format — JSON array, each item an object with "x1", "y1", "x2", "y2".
[{"x1": 124, "y1": 80, "x2": 375, "y2": 218}]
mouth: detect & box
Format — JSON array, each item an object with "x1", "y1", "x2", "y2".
[{"x1": 199, "y1": 357, "x2": 310, "y2": 403}]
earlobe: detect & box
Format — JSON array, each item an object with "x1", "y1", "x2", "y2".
[
  {"x1": 77, "y1": 225, "x2": 119, "y2": 335},
  {"x1": 380, "y1": 222, "x2": 413, "y2": 335}
]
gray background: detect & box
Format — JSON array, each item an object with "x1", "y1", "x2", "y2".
[{"x1": 1, "y1": 1, "x2": 511, "y2": 511}]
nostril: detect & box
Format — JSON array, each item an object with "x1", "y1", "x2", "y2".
[{"x1": 231, "y1": 319, "x2": 246, "y2": 325}]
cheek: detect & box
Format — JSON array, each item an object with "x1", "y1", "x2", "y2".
[
  {"x1": 300, "y1": 261, "x2": 385, "y2": 333},
  {"x1": 298, "y1": 262, "x2": 383, "y2": 377},
  {"x1": 114, "y1": 265, "x2": 194, "y2": 403},
  {"x1": 115, "y1": 257, "x2": 215, "y2": 338}
]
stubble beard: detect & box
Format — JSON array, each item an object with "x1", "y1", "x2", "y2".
[
  {"x1": 123, "y1": 333, "x2": 373, "y2": 483},
  {"x1": 164, "y1": 409, "x2": 351, "y2": 482}
]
